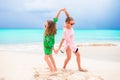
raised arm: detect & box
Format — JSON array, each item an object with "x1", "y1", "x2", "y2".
[
  {"x1": 55, "y1": 9, "x2": 64, "y2": 18},
  {"x1": 63, "y1": 8, "x2": 70, "y2": 17},
  {"x1": 53, "y1": 9, "x2": 64, "y2": 23},
  {"x1": 55, "y1": 8, "x2": 70, "y2": 18}
]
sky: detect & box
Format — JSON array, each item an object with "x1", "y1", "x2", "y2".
[{"x1": 0, "y1": 0, "x2": 120, "y2": 29}]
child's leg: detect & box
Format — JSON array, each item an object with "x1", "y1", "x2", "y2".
[
  {"x1": 63, "y1": 46, "x2": 71, "y2": 69},
  {"x1": 44, "y1": 55, "x2": 54, "y2": 72},
  {"x1": 49, "y1": 54, "x2": 57, "y2": 71},
  {"x1": 74, "y1": 51, "x2": 81, "y2": 70},
  {"x1": 75, "y1": 51, "x2": 87, "y2": 72}
]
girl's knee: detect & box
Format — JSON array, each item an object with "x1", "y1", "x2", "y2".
[{"x1": 75, "y1": 52, "x2": 80, "y2": 56}]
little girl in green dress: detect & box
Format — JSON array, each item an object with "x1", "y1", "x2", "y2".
[{"x1": 43, "y1": 9, "x2": 64, "y2": 74}]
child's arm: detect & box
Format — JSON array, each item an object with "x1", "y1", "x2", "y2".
[
  {"x1": 55, "y1": 9, "x2": 64, "y2": 18},
  {"x1": 56, "y1": 39, "x2": 64, "y2": 54},
  {"x1": 53, "y1": 8, "x2": 64, "y2": 23},
  {"x1": 63, "y1": 8, "x2": 70, "y2": 17},
  {"x1": 53, "y1": 47, "x2": 56, "y2": 54}
]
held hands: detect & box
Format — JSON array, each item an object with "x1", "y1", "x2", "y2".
[
  {"x1": 59, "y1": 8, "x2": 69, "y2": 17},
  {"x1": 56, "y1": 8, "x2": 69, "y2": 18},
  {"x1": 54, "y1": 49, "x2": 59, "y2": 54},
  {"x1": 56, "y1": 8, "x2": 66, "y2": 18},
  {"x1": 59, "y1": 8, "x2": 67, "y2": 12}
]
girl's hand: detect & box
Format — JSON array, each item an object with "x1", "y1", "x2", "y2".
[
  {"x1": 54, "y1": 49, "x2": 59, "y2": 54},
  {"x1": 53, "y1": 49, "x2": 57, "y2": 54},
  {"x1": 59, "y1": 8, "x2": 65, "y2": 12},
  {"x1": 62, "y1": 8, "x2": 70, "y2": 17},
  {"x1": 63, "y1": 8, "x2": 66, "y2": 12}
]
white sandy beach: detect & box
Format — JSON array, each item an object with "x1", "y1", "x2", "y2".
[{"x1": 0, "y1": 43, "x2": 120, "y2": 80}]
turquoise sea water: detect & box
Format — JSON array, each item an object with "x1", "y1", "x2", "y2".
[{"x1": 0, "y1": 29, "x2": 120, "y2": 44}]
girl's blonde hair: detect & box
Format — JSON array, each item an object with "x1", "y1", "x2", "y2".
[{"x1": 44, "y1": 20, "x2": 57, "y2": 36}]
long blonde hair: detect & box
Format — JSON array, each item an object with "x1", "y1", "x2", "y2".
[{"x1": 44, "y1": 20, "x2": 57, "y2": 36}]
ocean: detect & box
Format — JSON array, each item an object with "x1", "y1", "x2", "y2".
[{"x1": 0, "y1": 29, "x2": 120, "y2": 44}]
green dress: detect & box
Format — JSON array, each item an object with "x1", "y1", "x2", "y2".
[{"x1": 44, "y1": 34, "x2": 55, "y2": 55}]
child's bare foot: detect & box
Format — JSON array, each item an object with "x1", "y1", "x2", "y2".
[
  {"x1": 61, "y1": 68, "x2": 66, "y2": 72},
  {"x1": 79, "y1": 68, "x2": 88, "y2": 72},
  {"x1": 49, "y1": 71, "x2": 57, "y2": 76},
  {"x1": 53, "y1": 68, "x2": 57, "y2": 72}
]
